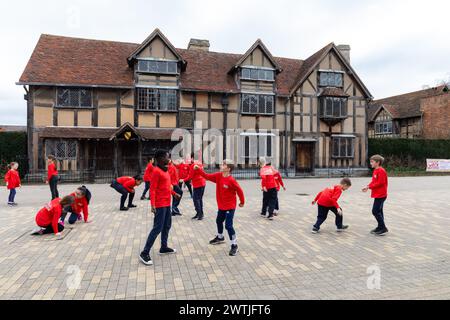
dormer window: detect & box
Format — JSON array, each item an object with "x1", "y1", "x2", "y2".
[
  {"x1": 241, "y1": 67, "x2": 275, "y2": 81},
  {"x1": 319, "y1": 71, "x2": 343, "y2": 87},
  {"x1": 137, "y1": 59, "x2": 178, "y2": 74}
]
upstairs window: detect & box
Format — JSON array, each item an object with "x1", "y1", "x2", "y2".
[
  {"x1": 332, "y1": 136, "x2": 354, "y2": 159},
  {"x1": 137, "y1": 88, "x2": 178, "y2": 111},
  {"x1": 137, "y1": 60, "x2": 178, "y2": 74},
  {"x1": 375, "y1": 121, "x2": 393, "y2": 135},
  {"x1": 57, "y1": 88, "x2": 93, "y2": 108},
  {"x1": 319, "y1": 71, "x2": 343, "y2": 87},
  {"x1": 241, "y1": 68, "x2": 275, "y2": 81},
  {"x1": 241, "y1": 94, "x2": 274, "y2": 115},
  {"x1": 319, "y1": 97, "x2": 348, "y2": 118}
]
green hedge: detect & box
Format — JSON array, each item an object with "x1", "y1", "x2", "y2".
[
  {"x1": 368, "y1": 138, "x2": 450, "y2": 169},
  {"x1": 0, "y1": 132, "x2": 28, "y2": 179}
]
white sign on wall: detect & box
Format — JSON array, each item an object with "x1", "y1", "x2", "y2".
[{"x1": 426, "y1": 159, "x2": 450, "y2": 172}]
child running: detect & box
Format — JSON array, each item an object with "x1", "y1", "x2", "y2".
[
  {"x1": 194, "y1": 160, "x2": 245, "y2": 256},
  {"x1": 362, "y1": 154, "x2": 389, "y2": 236},
  {"x1": 60, "y1": 186, "x2": 92, "y2": 225},
  {"x1": 110, "y1": 175, "x2": 142, "y2": 211},
  {"x1": 32, "y1": 196, "x2": 74, "y2": 236},
  {"x1": 311, "y1": 178, "x2": 351, "y2": 234},
  {"x1": 46, "y1": 155, "x2": 59, "y2": 200},
  {"x1": 141, "y1": 158, "x2": 154, "y2": 200},
  {"x1": 183, "y1": 153, "x2": 206, "y2": 220},
  {"x1": 139, "y1": 150, "x2": 180, "y2": 266},
  {"x1": 4, "y1": 162, "x2": 21, "y2": 206}
]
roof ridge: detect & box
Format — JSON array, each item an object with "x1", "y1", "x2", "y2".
[
  {"x1": 374, "y1": 85, "x2": 447, "y2": 102},
  {"x1": 40, "y1": 33, "x2": 140, "y2": 46}
]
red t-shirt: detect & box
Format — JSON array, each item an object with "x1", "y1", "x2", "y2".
[
  {"x1": 184, "y1": 162, "x2": 206, "y2": 188},
  {"x1": 274, "y1": 172, "x2": 285, "y2": 191},
  {"x1": 116, "y1": 176, "x2": 137, "y2": 193},
  {"x1": 143, "y1": 163, "x2": 154, "y2": 182},
  {"x1": 5, "y1": 169, "x2": 21, "y2": 189},
  {"x1": 69, "y1": 192, "x2": 89, "y2": 222},
  {"x1": 200, "y1": 170, "x2": 245, "y2": 211},
  {"x1": 177, "y1": 163, "x2": 190, "y2": 180},
  {"x1": 369, "y1": 167, "x2": 388, "y2": 198},
  {"x1": 35, "y1": 198, "x2": 62, "y2": 234},
  {"x1": 260, "y1": 165, "x2": 278, "y2": 190},
  {"x1": 168, "y1": 163, "x2": 179, "y2": 186},
  {"x1": 47, "y1": 163, "x2": 58, "y2": 182},
  {"x1": 314, "y1": 185, "x2": 343, "y2": 209},
  {"x1": 150, "y1": 166, "x2": 175, "y2": 208}
]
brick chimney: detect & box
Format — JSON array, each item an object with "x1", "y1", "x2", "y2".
[
  {"x1": 187, "y1": 38, "x2": 210, "y2": 51},
  {"x1": 337, "y1": 44, "x2": 351, "y2": 63}
]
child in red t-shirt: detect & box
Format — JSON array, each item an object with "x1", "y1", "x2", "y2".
[
  {"x1": 141, "y1": 158, "x2": 154, "y2": 200},
  {"x1": 46, "y1": 155, "x2": 59, "y2": 200},
  {"x1": 311, "y1": 178, "x2": 352, "y2": 234},
  {"x1": 139, "y1": 150, "x2": 181, "y2": 266},
  {"x1": 362, "y1": 154, "x2": 389, "y2": 236},
  {"x1": 195, "y1": 160, "x2": 245, "y2": 256},
  {"x1": 32, "y1": 196, "x2": 74, "y2": 236},
  {"x1": 4, "y1": 162, "x2": 21, "y2": 206}
]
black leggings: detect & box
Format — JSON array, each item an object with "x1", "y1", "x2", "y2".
[
  {"x1": 49, "y1": 176, "x2": 59, "y2": 200},
  {"x1": 111, "y1": 180, "x2": 135, "y2": 208},
  {"x1": 41, "y1": 223, "x2": 64, "y2": 235}
]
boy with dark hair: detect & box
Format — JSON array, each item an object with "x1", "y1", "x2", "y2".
[
  {"x1": 194, "y1": 160, "x2": 245, "y2": 256},
  {"x1": 110, "y1": 175, "x2": 142, "y2": 211},
  {"x1": 311, "y1": 178, "x2": 352, "y2": 234},
  {"x1": 363, "y1": 155, "x2": 389, "y2": 236},
  {"x1": 140, "y1": 150, "x2": 180, "y2": 266}
]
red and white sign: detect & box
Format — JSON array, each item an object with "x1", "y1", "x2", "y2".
[{"x1": 426, "y1": 159, "x2": 450, "y2": 172}]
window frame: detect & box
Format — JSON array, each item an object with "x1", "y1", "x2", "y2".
[
  {"x1": 56, "y1": 88, "x2": 93, "y2": 109},
  {"x1": 240, "y1": 67, "x2": 275, "y2": 82},
  {"x1": 331, "y1": 136, "x2": 355, "y2": 159},
  {"x1": 375, "y1": 121, "x2": 393, "y2": 135},
  {"x1": 319, "y1": 71, "x2": 344, "y2": 88},
  {"x1": 136, "y1": 88, "x2": 179, "y2": 112},
  {"x1": 136, "y1": 59, "x2": 179, "y2": 75},
  {"x1": 241, "y1": 93, "x2": 275, "y2": 115},
  {"x1": 319, "y1": 97, "x2": 348, "y2": 119}
]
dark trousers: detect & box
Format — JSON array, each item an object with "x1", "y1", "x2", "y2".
[
  {"x1": 141, "y1": 181, "x2": 150, "y2": 198},
  {"x1": 142, "y1": 206, "x2": 172, "y2": 254},
  {"x1": 193, "y1": 186, "x2": 205, "y2": 216},
  {"x1": 314, "y1": 205, "x2": 343, "y2": 230},
  {"x1": 111, "y1": 180, "x2": 135, "y2": 208},
  {"x1": 61, "y1": 206, "x2": 80, "y2": 225},
  {"x1": 372, "y1": 197, "x2": 387, "y2": 229},
  {"x1": 8, "y1": 189, "x2": 16, "y2": 203},
  {"x1": 275, "y1": 195, "x2": 279, "y2": 211},
  {"x1": 49, "y1": 176, "x2": 59, "y2": 200},
  {"x1": 40, "y1": 223, "x2": 64, "y2": 235},
  {"x1": 216, "y1": 209, "x2": 236, "y2": 240},
  {"x1": 261, "y1": 188, "x2": 278, "y2": 216},
  {"x1": 171, "y1": 184, "x2": 183, "y2": 215},
  {"x1": 179, "y1": 181, "x2": 193, "y2": 197}
]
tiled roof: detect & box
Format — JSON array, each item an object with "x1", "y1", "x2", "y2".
[
  {"x1": 368, "y1": 85, "x2": 449, "y2": 122},
  {"x1": 318, "y1": 87, "x2": 350, "y2": 97},
  {"x1": 17, "y1": 34, "x2": 364, "y2": 97}
]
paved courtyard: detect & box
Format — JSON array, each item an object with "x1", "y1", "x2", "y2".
[{"x1": 0, "y1": 176, "x2": 449, "y2": 300}]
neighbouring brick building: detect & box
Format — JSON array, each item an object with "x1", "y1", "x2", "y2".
[
  {"x1": 368, "y1": 85, "x2": 449, "y2": 139},
  {"x1": 17, "y1": 29, "x2": 372, "y2": 179}
]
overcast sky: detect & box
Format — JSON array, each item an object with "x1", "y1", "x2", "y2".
[{"x1": 0, "y1": 0, "x2": 449, "y2": 125}]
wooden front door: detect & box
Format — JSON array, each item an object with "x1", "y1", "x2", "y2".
[{"x1": 295, "y1": 143, "x2": 314, "y2": 174}]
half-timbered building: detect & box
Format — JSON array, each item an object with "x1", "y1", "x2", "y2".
[{"x1": 18, "y1": 29, "x2": 372, "y2": 179}]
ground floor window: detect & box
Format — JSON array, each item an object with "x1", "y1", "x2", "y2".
[
  {"x1": 332, "y1": 136, "x2": 354, "y2": 159},
  {"x1": 45, "y1": 140, "x2": 78, "y2": 160}
]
